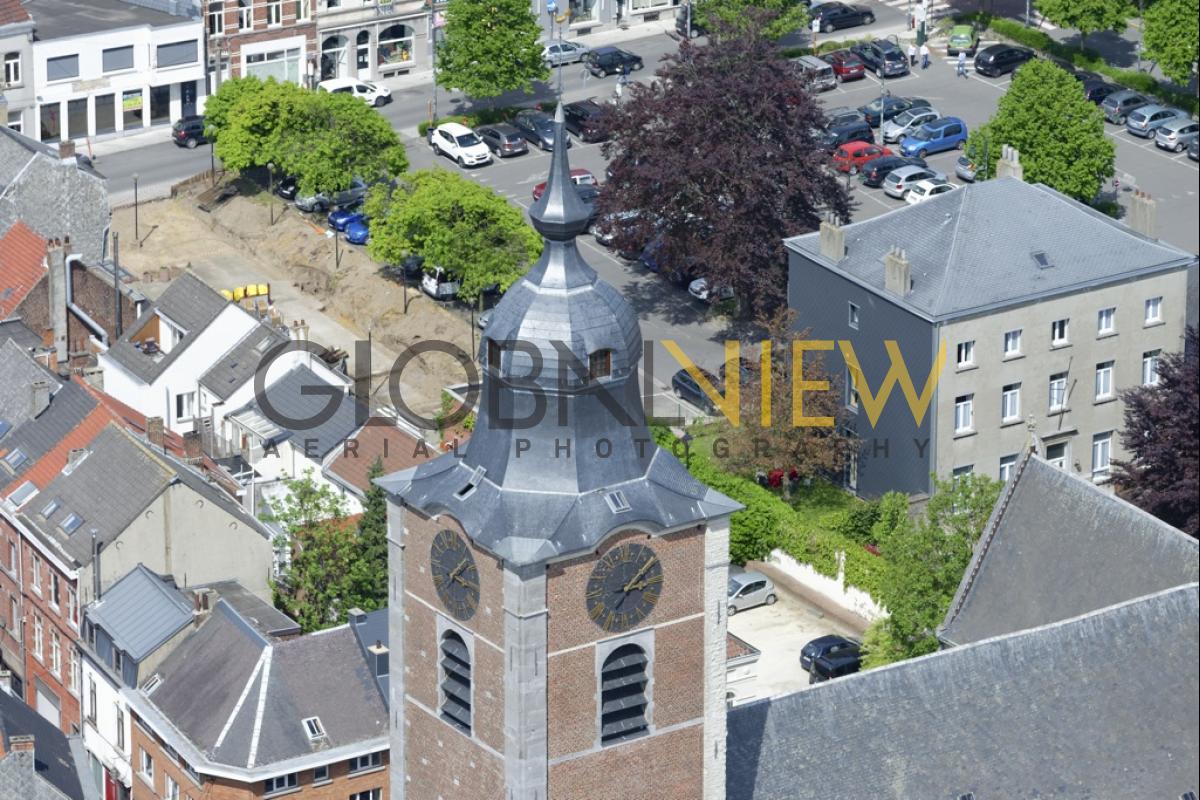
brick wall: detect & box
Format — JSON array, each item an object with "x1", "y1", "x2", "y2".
[
  {"x1": 13, "y1": 262, "x2": 140, "y2": 360},
  {"x1": 18, "y1": 537, "x2": 82, "y2": 735},
  {"x1": 208, "y1": 0, "x2": 317, "y2": 80},
  {"x1": 548, "y1": 724, "x2": 704, "y2": 800},
  {"x1": 0, "y1": 518, "x2": 25, "y2": 688}
]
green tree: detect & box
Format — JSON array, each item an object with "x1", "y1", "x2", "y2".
[
  {"x1": 1141, "y1": 0, "x2": 1199, "y2": 85},
  {"x1": 436, "y1": 0, "x2": 549, "y2": 101},
  {"x1": 211, "y1": 77, "x2": 298, "y2": 173},
  {"x1": 1035, "y1": 0, "x2": 1131, "y2": 45},
  {"x1": 692, "y1": 0, "x2": 808, "y2": 41},
  {"x1": 366, "y1": 169, "x2": 542, "y2": 303},
  {"x1": 966, "y1": 58, "x2": 1114, "y2": 201},
  {"x1": 202, "y1": 75, "x2": 267, "y2": 140},
  {"x1": 347, "y1": 458, "x2": 390, "y2": 611}
]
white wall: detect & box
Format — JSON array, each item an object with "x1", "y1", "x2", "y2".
[
  {"x1": 767, "y1": 549, "x2": 888, "y2": 623},
  {"x1": 81, "y1": 651, "x2": 132, "y2": 791}
]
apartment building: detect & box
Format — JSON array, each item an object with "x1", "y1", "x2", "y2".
[
  {"x1": 0, "y1": 0, "x2": 35, "y2": 136},
  {"x1": 202, "y1": 0, "x2": 319, "y2": 87},
  {"x1": 316, "y1": 0, "x2": 426, "y2": 81},
  {"x1": 786, "y1": 171, "x2": 1197, "y2": 498}
]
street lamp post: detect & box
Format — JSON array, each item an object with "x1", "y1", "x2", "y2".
[
  {"x1": 267, "y1": 162, "x2": 276, "y2": 226},
  {"x1": 133, "y1": 173, "x2": 140, "y2": 247}
]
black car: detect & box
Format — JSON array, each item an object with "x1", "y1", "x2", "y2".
[
  {"x1": 812, "y1": 2, "x2": 874, "y2": 32},
  {"x1": 1082, "y1": 78, "x2": 1121, "y2": 105},
  {"x1": 858, "y1": 95, "x2": 930, "y2": 127},
  {"x1": 818, "y1": 119, "x2": 874, "y2": 153},
  {"x1": 275, "y1": 175, "x2": 299, "y2": 200},
  {"x1": 809, "y1": 646, "x2": 862, "y2": 684},
  {"x1": 585, "y1": 46, "x2": 643, "y2": 77},
  {"x1": 973, "y1": 44, "x2": 1034, "y2": 77},
  {"x1": 380, "y1": 254, "x2": 427, "y2": 284},
  {"x1": 511, "y1": 109, "x2": 571, "y2": 151},
  {"x1": 171, "y1": 115, "x2": 208, "y2": 149},
  {"x1": 859, "y1": 154, "x2": 926, "y2": 187},
  {"x1": 825, "y1": 106, "x2": 866, "y2": 128},
  {"x1": 576, "y1": 184, "x2": 601, "y2": 225},
  {"x1": 563, "y1": 99, "x2": 609, "y2": 142},
  {"x1": 800, "y1": 635, "x2": 861, "y2": 671},
  {"x1": 851, "y1": 40, "x2": 909, "y2": 78},
  {"x1": 671, "y1": 367, "x2": 719, "y2": 414},
  {"x1": 475, "y1": 123, "x2": 529, "y2": 157}
]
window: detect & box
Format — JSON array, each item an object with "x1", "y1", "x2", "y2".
[
  {"x1": 1050, "y1": 318, "x2": 1069, "y2": 346},
  {"x1": 3, "y1": 447, "x2": 27, "y2": 470},
  {"x1": 69, "y1": 648, "x2": 79, "y2": 694},
  {"x1": 67, "y1": 97, "x2": 87, "y2": 139},
  {"x1": 51, "y1": 632, "x2": 61, "y2": 675},
  {"x1": 112, "y1": 648, "x2": 124, "y2": 674},
  {"x1": 244, "y1": 47, "x2": 301, "y2": 83},
  {"x1": 1091, "y1": 432, "x2": 1112, "y2": 480},
  {"x1": 88, "y1": 677, "x2": 97, "y2": 723},
  {"x1": 61, "y1": 512, "x2": 84, "y2": 534},
  {"x1": 999, "y1": 454, "x2": 1018, "y2": 482},
  {"x1": 150, "y1": 84, "x2": 170, "y2": 124},
  {"x1": 312, "y1": 764, "x2": 329, "y2": 783},
  {"x1": 46, "y1": 54, "x2": 79, "y2": 81},
  {"x1": 1048, "y1": 372, "x2": 1068, "y2": 411},
  {"x1": 1097, "y1": 306, "x2": 1115, "y2": 336},
  {"x1": 953, "y1": 394, "x2": 974, "y2": 434},
  {"x1": 348, "y1": 751, "x2": 383, "y2": 773},
  {"x1": 40, "y1": 102, "x2": 61, "y2": 143},
  {"x1": 847, "y1": 302, "x2": 860, "y2": 329},
  {"x1": 10, "y1": 597, "x2": 19, "y2": 642},
  {"x1": 350, "y1": 792, "x2": 382, "y2": 800},
  {"x1": 122, "y1": 89, "x2": 143, "y2": 129},
  {"x1": 31, "y1": 553, "x2": 42, "y2": 592},
  {"x1": 7, "y1": 110, "x2": 21, "y2": 134},
  {"x1": 600, "y1": 643, "x2": 649, "y2": 745},
  {"x1": 952, "y1": 465, "x2": 974, "y2": 481},
  {"x1": 303, "y1": 716, "x2": 325, "y2": 740},
  {"x1": 267, "y1": 0, "x2": 282, "y2": 25},
  {"x1": 7, "y1": 541, "x2": 13, "y2": 572},
  {"x1": 955, "y1": 340, "x2": 975, "y2": 368},
  {"x1": 1046, "y1": 442, "x2": 1068, "y2": 469},
  {"x1": 68, "y1": 588, "x2": 78, "y2": 627},
  {"x1": 41, "y1": 497, "x2": 61, "y2": 518},
  {"x1": 1144, "y1": 296, "x2": 1162, "y2": 324},
  {"x1": 3, "y1": 51, "x2": 20, "y2": 86},
  {"x1": 102, "y1": 45, "x2": 134, "y2": 73},
  {"x1": 263, "y1": 773, "x2": 297, "y2": 794},
  {"x1": 51, "y1": 573, "x2": 61, "y2": 609},
  {"x1": 439, "y1": 631, "x2": 472, "y2": 734},
  {"x1": 115, "y1": 705, "x2": 125, "y2": 751},
  {"x1": 589, "y1": 349, "x2": 612, "y2": 381},
  {"x1": 207, "y1": 1, "x2": 224, "y2": 34},
  {"x1": 844, "y1": 367, "x2": 859, "y2": 411},
  {"x1": 165, "y1": 776, "x2": 180, "y2": 800},
  {"x1": 140, "y1": 747, "x2": 154, "y2": 781},
  {"x1": 238, "y1": 0, "x2": 252, "y2": 29},
  {"x1": 1094, "y1": 361, "x2": 1114, "y2": 401},
  {"x1": 1001, "y1": 383, "x2": 1020, "y2": 422},
  {"x1": 377, "y1": 24, "x2": 414, "y2": 67},
  {"x1": 1142, "y1": 350, "x2": 1161, "y2": 386},
  {"x1": 296, "y1": 0, "x2": 311, "y2": 21},
  {"x1": 175, "y1": 392, "x2": 196, "y2": 421},
  {"x1": 1003, "y1": 329, "x2": 1022, "y2": 357}
]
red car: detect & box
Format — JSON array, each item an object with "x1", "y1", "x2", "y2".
[
  {"x1": 822, "y1": 49, "x2": 867, "y2": 82},
  {"x1": 831, "y1": 141, "x2": 892, "y2": 174},
  {"x1": 532, "y1": 168, "x2": 597, "y2": 200}
]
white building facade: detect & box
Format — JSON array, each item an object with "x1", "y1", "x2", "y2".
[{"x1": 79, "y1": 649, "x2": 133, "y2": 800}]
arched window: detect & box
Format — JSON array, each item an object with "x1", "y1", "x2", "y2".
[
  {"x1": 599, "y1": 643, "x2": 648, "y2": 745},
  {"x1": 378, "y1": 24, "x2": 414, "y2": 69},
  {"x1": 440, "y1": 631, "x2": 471, "y2": 734},
  {"x1": 355, "y1": 30, "x2": 371, "y2": 72},
  {"x1": 321, "y1": 35, "x2": 348, "y2": 80}
]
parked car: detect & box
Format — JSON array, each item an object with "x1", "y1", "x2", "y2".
[
  {"x1": 882, "y1": 164, "x2": 945, "y2": 198},
  {"x1": 1189, "y1": 138, "x2": 1199, "y2": 161},
  {"x1": 818, "y1": 119, "x2": 874, "y2": 153},
  {"x1": 1081, "y1": 78, "x2": 1121, "y2": 105},
  {"x1": 687, "y1": 277, "x2": 735, "y2": 303},
  {"x1": 832, "y1": 141, "x2": 892, "y2": 174},
  {"x1": 591, "y1": 210, "x2": 645, "y2": 251},
  {"x1": 899, "y1": 116, "x2": 968, "y2": 158},
  {"x1": 881, "y1": 106, "x2": 939, "y2": 143},
  {"x1": 859, "y1": 154, "x2": 926, "y2": 187},
  {"x1": 973, "y1": 44, "x2": 1034, "y2": 77},
  {"x1": 825, "y1": 106, "x2": 866, "y2": 128},
  {"x1": 275, "y1": 175, "x2": 299, "y2": 200},
  {"x1": 532, "y1": 168, "x2": 597, "y2": 200},
  {"x1": 822, "y1": 49, "x2": 867, "y2": 82},
  {"x1": 1100, "y1": 89, "x2": 1149, "y2": 124},
  {"x1": 675, "y1": 4, "x2": 706, "y2": 37},
  {"x1": 1125, "y1": 104, "x2": 1187, "y2": 138},
  {"x1": 327, "y1": 205, "x2": 364, "y2": 232},
  {"x1": 585, "y1": 46, "x2": 643, "y2": 77},
  {"x1": 511, "y1": 108, "x2": 571, "y2": 150},
  {"x1": 430, "y1": 122, "x2": 492, "y2": 167},
  {"x1": 851, "y1": 40, "x2": 909, "y2": 78},
  {"x1": 858, "y1": 95, "x2": 930, "y2": 127},
  {"x1": 811, "y1": 2, "x2": 875, "y2": 32},
  {"x1": 542, "y1": 38, "x2": 589, "y2": 67},
  {"x1": 1156, "y1": 116, "x2": 1200, "y2": 153},
  {"x1": 171, "y1": 115, "x2": 208, "y2": 149},
  {"x1": 563, "y1": 99, "x2": 609, "y2": 142},
  {"x1": 344, "y1": 217, "x2": 370, "y2": 245},
  {"x1": 906, "y1": 177, "x2": 957, "y2": 204},
  {"x1": 954, "y1": 154, "x2": 977, "y2": 182},
  {"x1": 727, "y1": 571, "x2": 777, "y2": 615},
  {"x1": 317, "y1": 77, "x2": 392, "y2": 107},
  {"x1": 946, "y1": 23, "x2": 979, "y2": 55},
  {"x1": 800, "y1": 635, "x2": 860, "y2": 671},
  {"x1": 791, "y1": 55, "x2": 837, "y2": 92},
  {"x1": 421, "y1": 266, "x2": 460, "y2": 300},
  {"x1": 295, "y1": 178, "x2": 369, "y2": 212},
  {"x1": 671, "y1": 367, "x2": 719, "y2": 414},
  {"x1": 475, "y1": 123, "x2": 529, "y2": 157},
  {"x1": 808, "y1": 645, "x2": 862, "y2": 684}
]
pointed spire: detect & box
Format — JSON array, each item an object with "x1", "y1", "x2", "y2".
[{"x1": 529, "y1": 104, "x2": 592, "y2": 241}]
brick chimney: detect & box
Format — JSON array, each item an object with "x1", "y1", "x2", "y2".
[
  {"x1": 30, "y1": 380, "x2": 53, "y2": 417},
  {"x1": 818, "y1": 215, "x2": 846, "y2": 262},
  {"x1": 183, "y1": 430, "x2": 202, "y2": 460},
  {"x1": 147, "y1": 416, "x2": 165, "y2": 448},
  {"x1": 884, "y1": 247, "x2": 912, "y2": 297},
  {"x1": 58, "y1": 140, "x2": 76, "y2": 164},
  {"x1": 1, "y1": 734, "x2": 36, "y2": 761},
  {"x1": 996, "y1": 144, "x2": 1024, "y2": 181},
  {"x1": 47, "y1": 238, "x2": 70, "y2": 364},
  {"x1": 1127, "y1": 189, "x2": 1157, "y2": 239},
  {"x1": 191, "y1": 588, "x2": 216, "y2": 626}
]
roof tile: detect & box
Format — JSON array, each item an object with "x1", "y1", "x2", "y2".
[{"x1": 0, "y1": 221, "x2": 46, "y2": 318}]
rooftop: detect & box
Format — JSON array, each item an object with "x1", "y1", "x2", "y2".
[
  {"x1": 326, "y1": 417, "x2": 434, "y2": 498},
  {"x1": 0, "y1": 0, "x2": 32, "y2": 25},
  {"x1": 198, "y1": 323, "x2": 289, "y2": 402},
  {"x1": 229, "y1": 364, "x2": 364, "y2": 461},
  {"x1": 0, "y1": 221, "x2": 46, "y2": 319},
  {"x1": 194, "y1": 580, "x2": 300, "y2": 638},
  {"x1": 86, "y1": 564, "x2": 194, "y2": 663},
  {"x1": 0, "y1": 319, "x2": 42, "y2": 351},
  {"x1": 26, "y1": 0, "x2": 192, "y2": 39},
  {"x1": 0, "y1": 690, "x2": 91, "y2": 800},
  {"x1": 785, "y1": 177, "x2": 1195, "y2": 320}
]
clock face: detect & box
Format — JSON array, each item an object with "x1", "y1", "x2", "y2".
[
  {"x1": 430, "y1": 529, "x2": 480, "y2": 621},
  {"x1": 586, "y1": 541, "x2": 663, "y2": 633}
]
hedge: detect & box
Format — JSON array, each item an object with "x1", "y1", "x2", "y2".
[
  {"x1": 780, "y1": 36, "x2": 875, "y2": 59},
  {"x1": 416, "y1": 103, "x2": 555, "y2": 137}
]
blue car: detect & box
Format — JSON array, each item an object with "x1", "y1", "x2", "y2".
[
  {"x1": 345, "y1": 218, "x2": 370, "y2": 245},
  {"x1": 899, "y1": 116, "x2": 968, "y2": 159},
  {"x1": 327, "y1": 205, "x2": 364, "y2": 231}
]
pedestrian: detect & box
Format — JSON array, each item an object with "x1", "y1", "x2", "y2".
[
  {"x1": 908, "y1": 42, "x2": 917, "y2": 67},
  {"x1": 920, "y1": 42, "x2": 930, "y2": 70},
  {"x1": 956, "y1": 50, "x2": 967, "y2": 78}
]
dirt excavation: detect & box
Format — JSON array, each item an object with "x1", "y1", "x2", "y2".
[{"x1": 109, "y1": 178, "x2": 479, "y2": 419}]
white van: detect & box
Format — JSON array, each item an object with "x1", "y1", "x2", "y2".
[
  {"x1": 791, "y1": 55, "x2": 837, "y2": 92},
  {"x1": 317, "y1": 77, "x2": 392, "y2": 107}
]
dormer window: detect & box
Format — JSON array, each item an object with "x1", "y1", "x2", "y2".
[
  {"x1": 486, "y1": 338, "x2": 502, "y2": 370},
  {"x1": 589, "y1": 349, "x2": 612, "y2": 381},
  {"x1": 303, "y1": 716, "x2": 326, "y2": 741},
  {"x1": 60, "y1": 513, "x2": 84, "y2": 534}
]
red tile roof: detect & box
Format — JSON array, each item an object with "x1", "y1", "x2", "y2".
[
  {"x1": 1, "y1": 404, "x2": 115, "y2": 495},
  {"x1": 77, "y1": 379, "x2": 186, "y2": 456},
  {"x1": 0, "y1": 0, "x2": 32, "y2": 25},
  {"x1": 727, "y1": 632, "x2": 761, "y2": 662},
  {"x1": 326, "y1": 418, "x2": 437, "y2": 496},
  {"x1": 0, "y1": 222, "x2": 46, "y2": 319}
]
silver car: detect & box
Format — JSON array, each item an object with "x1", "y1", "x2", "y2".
[
  {"x1": 1126, "y1": 104, "x2": 1187, "y2": 138},
  {"x1": 1155, "y1": 117, "x2": 1200, "y2": 153},
  {"x1": 728, "y1": 570, "x2": 777, "y2": 615},
  {"x1": 882, "y1": 107, "x2": 939, "y2": 144},
  {"x1": 294, "y1": 177, "x2": 369, "y2": 212},
  {"x1": 543, "y1": 39, "x2": 589, "y2": 67},
  {"x1": 882, "y1": 164, "x2": 945, "y2": 199},
  {"x1": 955, "y1": 154, "x2": 977, "y2": 182}
]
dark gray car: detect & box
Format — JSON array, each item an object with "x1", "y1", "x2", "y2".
[
  {"x1": 1101, "y1": 90, "x2": 1149, "y2": 124},
  {"x1": 295, "y1": 177, "x2": 369, "y2": 212},
  {"x1": 475, "y1": 123, "x2": 529, "y2": 157},
  {"x1": 511, "y1": 109, "x2": 571, "y2": 151}
]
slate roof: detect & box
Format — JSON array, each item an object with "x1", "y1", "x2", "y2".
[
  {"x1": 195, "y1": 580, "x2": 300, "y2": 638},
  {"x1": 0, "y1": 690, "x2": 90, "y2": 800},
  {"x1": 326, "y1": 417, "x2": 434, "y2": 498},
  {"x1": 785, "y1": 177, "x2": 1196, "y2": 321},
  {"x1": 143, "y1": 601, "x2": 387, "y2": 771},
  {"x1": 0, "y1": 221, "x2": 45, "y2": 319},
  {"x1": 727, "y1": 583, "x2": 1200, "y2": 800},
  {"x1": 229, "y1": 364, "x2": 364, "y2": 461},
  {"x1": 349, "y1": 608, "x2": 389, "y2": 701},
  {"x1": 0, "y1": 319, "x2": 42, "y2": 350},
  {"x1": 104, "y1": 272, "x2": 230, "y2": 384},
  {"x1": 198, "y1": 323, "x2": 288, "y2": 402},
  {"x1": 0, "y1": 337, "x2": 61, "y2": 429},
  {"x1": 24, "y1": 0, "x2": 191, "y2": 38},
  {"x1": 940, "y1": 452, "x2": 1200, "y2": 646},
  {"x1": 86, "y1": 565, "x2": 194, "y2": 662},
  {"x1": 0, "y1": 0, "x2": 33, "y2": 24}
]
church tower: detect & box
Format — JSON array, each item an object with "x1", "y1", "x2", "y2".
[{"x1": 378, "y1": 106, "x2": 740, "y2": 800}]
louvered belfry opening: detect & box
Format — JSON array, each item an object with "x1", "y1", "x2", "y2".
[
  {"x1": 440, "y1": 631, "x2": 472, "y2": 733},
  {"x1": 600, "y1": 643, "x2": 649, "y2": 746}
]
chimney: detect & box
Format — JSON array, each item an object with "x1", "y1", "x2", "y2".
[
  {"x1": 818, "y1": 215, "x2": 846, "y2": 262},
  {"x1": 1127, "y1": 190, "x2": 1157, "y2": 239},
  {"x1": 2, "y1": 734, "x2": 36, "y2": 762},
  {"x1": 47, "y1": 239, "x2": 70, "y2": 364},
  {"x1": 30, "y1": 380, "x2": 52, "y2": 417},
  {"x1": 884, "y1": 247, "x2": 912, "y2": 297},
  {"x1": 996, "y1": 144, "x2": 1024, "y2": 181},
  {"x1": 0, "y1": 668, "x2": 13, "y2": 697},
  {"x1": 368, "y1": 640, "x2": 389, "y2": 678},
  {"x1": 91, "y1": 530, "x2": 103, "y2": 602},
  {"x1": 348, "y1": 607, "x2": 367, "y2": 626},
  {"x1": 58, "y1": 140, "x2": 76, "y2": 164},
  {"x1": 66, "y1": 448, "x2": 90, "y2": 472},
  {"x1": 191, "y1": 588, "x2": 215, "y2": 626},
  {"x1": 183, "y1": 431, "x2": 202, "y2": 460},
  {"x1": 146, "y1": 416, "x2": 165, "y2": 448}
]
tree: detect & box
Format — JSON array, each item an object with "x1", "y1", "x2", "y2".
[
  {"x1": 1113, "y1": 327, "x2": 1199, "y2": 537},
  {"x1": 598, "y1": 22, "x2": 851, "y2": 315},
  {"x1": 436, "y1": 0, "x2": 549, "y2": 101},
  {"x1": 966, "y1": 58, "x2": 1114, "y2": 202},
  {"x1": 1141, "y1": 0, "x2": 1199, "y2": 85},
  {"x1": 347, "y1": 459, "x2": 390, "y2": 610},
  {"x1": 210, "y1": 77, "x2": 298, "y2": 173},
  {"x1": 202, "y1": 75, "x2": 266, "y2": 140},
  {"x1": 365, "y1": 169, "x2": 543, "y2": 303},
  {"x1": 1035, "y1": 0, "x2": 1131, "y2": 45},
  {"x1": 692, "y1": 0, "x2": 808, "y2": 41}
]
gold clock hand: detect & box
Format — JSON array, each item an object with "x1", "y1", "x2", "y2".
[{"x1": 623, "y1": 557, "x2": 658, "y2": 593}]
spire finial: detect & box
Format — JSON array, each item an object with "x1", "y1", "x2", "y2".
[{"x1": 529, "y1": 103, "x2": 592, "y2": 241}]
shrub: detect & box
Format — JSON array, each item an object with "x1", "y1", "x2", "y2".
[{"x1": 830, "y1": 500, "x2": 881, "y2": 545}]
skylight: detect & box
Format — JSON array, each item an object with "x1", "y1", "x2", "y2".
[
  {"x1": 303, "y1": 716, "x2": 326, "y2": 741},
  {"x1": 60, "y1": 512, "x2": 84, "y2": 534},
  {"x1": 41, "y1": 497, "x2": 61, "y2": 518},
  {"x1": 3, "y1": 448, "x2": 28, "y2": 470},
  {"x1": 1031, "y1": 250, "x2": 1053, "y2": 269},
  {"x1": 0, "y1": 419, "x2": 11, "y2": 440},
  {"x1": 605, "y1": 490, "x2": 632, "y2": 514},
  {"x1": 9, "y1": 481, "x2": 37, "y2": 507}
]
